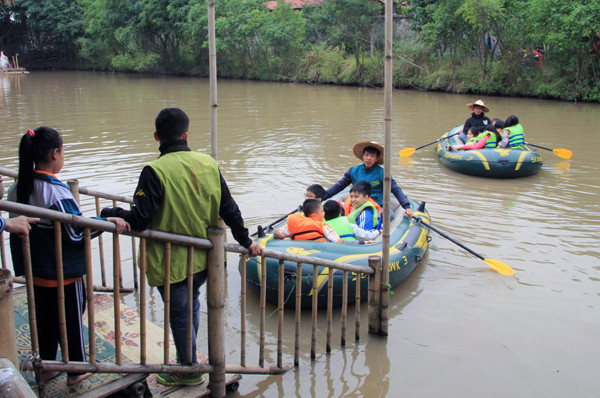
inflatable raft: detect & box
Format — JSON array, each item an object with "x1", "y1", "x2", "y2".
[
  {"x1": 241, "y1": 194, "x2": 431, "y2": 309},
  {"x1": 436, "y1": 126, "x2": 543, "y2": 178}
]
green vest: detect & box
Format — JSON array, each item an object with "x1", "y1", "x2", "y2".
[
  {"x1": 506, "y1": 124, "x2": 525, "y2": 148},
  {"x1": 465, "y1": 136, "x2": 479, "y2": 145},
  {"x1": 476, "y1": 132, "x2": 497, "y2": 148},
  {"x1": 145, "y1": 151, "x2": 221, "y2": 287},
  {"x1": 347, "y1": 201, "x2": 379, "y2": 229},
  {"x1": 325, "y1": 216, "x2": 356, "y2": 241}
]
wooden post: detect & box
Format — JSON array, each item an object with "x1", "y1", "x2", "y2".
[
  {"x1": 208, "y1": 0, "x2": 218, "y2": 161},
  {"x1": 0, "y1": 269, "x2": 18, "y2": 367},
  {"x1": 67, "y1": 179, "x2": 80, "y2": 206},
  {"x1": 54, "y1": 222, "x2": 69, "y2": 363},
  {"x1": 355, "y1": 271, "x2": 361, "y2": 342},
  {"x1": 162, "y1": 243, "x2": 171, "y2": 365},
  {"x1": 341, "y1": 270, "x2": 348, "y2": 347},
  {"x1": 95, "y1": 196, "x2": 107, "y2": 287},
  {"x1": 294, "y1": 262, "x2": 302, "y2": 366},
  {"x1": 259, "y1": 255, "x2": 266, "y2": 367},
  {"x1": 240, "y1": 254, "x2": 246, "y2": 367},
  {"x1": 113, "y1": 232, "x2": 122, "y2": 365},
  {"x1": 368, "y1": 256, "x2": 382, "y2": 335},
  {"x1": 139, "y1": 238, "x2": 147, "y2": 366},
  {"x1": 326, "y1": 267, "x2": 333, "y2": 353},
  {"x1": 310, "y1": 264, "x2": 318, "y2": 360},
  {"x1": 207, "y1": 227, "x2": 226, "y2": 398},
  {"x1": 21, "y1": 236, "x2": 39, "y2": 355},
  {"x1": 130, "y1": 203, "x2": 138, "y2": 290},
  {"x1": 277, "y1": 259, "x2": 284, "y2": 369},
  {"x1": 84, "y1": 228, "x2": 96, "y2": 364},
  {"x1": 186, "y1": 247, "x2": 194, "y2": 365}
]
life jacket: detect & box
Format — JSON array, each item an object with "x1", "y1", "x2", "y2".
[
  {"x1": 343, "y1": 197, "x2": 381, "y2": 217},
  {"x1": 465, "y1": 136, "x2": 479, "y2": 145},
  {"x1": 325, "y1": 216, "x2": 356, "y2": 241},
  {"x1": 344, "y1": 198, "x2": 381, "y2": 229},
  {"x1": 287, "y1": 213, "x2": 327, "y2": 242},
  {"x1": 506, "y1": 124, "x2": 525, "y2": 149},
  {"x1": 476, "y1": 132, "x2": 497, "y2": 148}
]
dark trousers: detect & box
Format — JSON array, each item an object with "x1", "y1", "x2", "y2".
[{"x1": 34, "y1": 278, "x2": 87, "y2": 376}]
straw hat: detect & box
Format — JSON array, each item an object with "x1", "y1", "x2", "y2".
[
  {"x1": 467, "y1": 99, "x2": 490, "y2": 113},
  {"x1": 353, "y1": 141, "x2": 384, "y2": 164}
]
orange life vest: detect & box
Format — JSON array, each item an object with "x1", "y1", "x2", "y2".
[
  {"x1": 287, "y1": 213, "x2": 327, "y2": 242},
  {"x1": 343, "y1": 197, "x2": 382, "y2": 217}
]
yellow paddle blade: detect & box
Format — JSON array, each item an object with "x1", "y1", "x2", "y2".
[
  {"x1": 399, "y1": 148, "x2": 416, "y2": 157},
  {"x1": 553, "y1": 148, "x2": 572, "y2": 160},
  {"x1": 484, "y1": 258, "x2": 515, "y2": 276}
]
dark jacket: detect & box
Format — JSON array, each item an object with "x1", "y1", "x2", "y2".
[{"x1": 463, "y1": 113, "x2": 492, "y2": 133}]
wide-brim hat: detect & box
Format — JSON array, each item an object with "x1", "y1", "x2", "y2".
[
  {"x1": 467, "y1": 99, "x2": 490, "y2": 113},
  {"x1": 353, "y1": 141, "x2": 384, "y2": 164}
]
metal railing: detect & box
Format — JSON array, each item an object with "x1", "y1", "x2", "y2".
[{"x1": 0, "y1": 168, "x2": 386, "y2": 397}]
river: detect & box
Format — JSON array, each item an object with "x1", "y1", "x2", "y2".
[{"x1": 1, "y1": 71, "x2": 599, "y2": 397}]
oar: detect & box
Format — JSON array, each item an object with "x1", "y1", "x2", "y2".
[
  {"x1": 251, "y1": 206, "x2": 301, "y2": 237},
  {"x1": 413, "y1": 217, "x2": 515, "y2": 276},
  {"x1": 399, "y1": 132, "x2": 460, "y2": 157},
  {"x1": 525, "y1": 142, "x2": 572, "y2": 160}
]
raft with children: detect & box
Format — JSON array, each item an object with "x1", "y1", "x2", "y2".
[
  {"x1": 242, "y1": 192, "x2": 431, "y2": 309},
  {"x1": 435, "y1": 125, "x2": 543, "y2": 178}
]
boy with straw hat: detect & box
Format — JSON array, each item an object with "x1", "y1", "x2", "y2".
[{"x1": 461, "y1": 99, "x2": 492, "y2": 142}]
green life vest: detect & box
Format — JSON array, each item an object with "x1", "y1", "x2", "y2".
[
  {"x1": 347, "y1": 201, "x2": 379, "y2": 229},
  {"x1": 506, "y1": 124, "x2": 525, "y2": 149},
  {"x1": 476, "y1": 131, "x2": 497, "y2": 148},
  {"x1": 325, "y1": 216, "x2": 356, "y2": 241},
  {"x1": 465, "y1": 136, "x2": 479, "y2": 145},
  {"x1": 145, "y1": 151, "x2": 221, "y2": 287}
]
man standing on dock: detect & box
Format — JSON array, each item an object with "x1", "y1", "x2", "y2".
[{"x1": 101, "y1": 107, "x2": 262, "y2": 386}]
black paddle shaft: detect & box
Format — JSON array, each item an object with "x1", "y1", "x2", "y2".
[
  {"x1": 415, "y1": 132, "x2": 460, "y2": 151},
  {"x1": 413, "y1": 216, "x2": 485, "y2": 261}
]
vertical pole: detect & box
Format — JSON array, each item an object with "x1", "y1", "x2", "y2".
[
  {"x1": 0, "y1": 269, "x2": 18, "y2": 367},
  {"x1": 240, "y1": 254, "x2": 247, "y2": 367},
  {"x1": 139, "y1": 238, "x2": 147, "y2": 366},
  {"x1": 259, "y1": 255, "x2": 266, "y2": 367},
  {"x1": 67, "y1": 180, "x2": 80, "y2": 205},
  {"x1": 130, "y1": 203, "x2": 138, "y2": 290},
  {"x1": 113, "y1": 200, "x2": 123, "y2": 289},
  {"x1": 84, "y1": 228, "x2": 96, "y2": 364},
  {"x1": 277, "y1": 259, "x2": 284, "y2": 368},
  {"x1": 113, "y1": 232, "x2": 122, "y2": 365},
  {"x1": 207, "y1": 227, "x2": 226, "y2": 398},
  {"x1": 54, "y1": 222, "x2": 69, "y2": 363},
  {"x1": 294, "y1": 262, "x2": 302, "y2": 366},
  {"x1": 22, "y1": 236, "x2": 39, "y2": 356},
  {"x1": 381, "y1": 0, "x2": 394, "y2": 338},
  {"x1": 162, "y1": 243, "x2": 171, "y2": 365},
  {"x1": 207, "y1": 0, "x2": 218, "y2": 161},
  {"x1": 95, "y1": 197, "x2": 107, "y2": 287},
  {"x1": 186, "y1": 247, "x2": 194, "y2": 365},
  {"x1": 355, "y1": 272, "x2": 361, "y2": 342},
  {"x1": 326, "y1": 267, "x2": 333, "y2": 353},
  {"x1": 368, "y1": 256, "x2": 382, "y2": 335},
  {"x1": 341, "y1": 270, "x2": 348, "y2": 347},
  {"x1": 310, "y1": 265, "x2": 318, "y2": 360}
]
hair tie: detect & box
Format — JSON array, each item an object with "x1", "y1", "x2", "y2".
[{"x1": 27, "y1": 129, "x2": 35, "y2": 137}]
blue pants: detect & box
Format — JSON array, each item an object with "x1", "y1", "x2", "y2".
[{"x1": 157, "y1": 271, "x2": 207, "y2": 365}]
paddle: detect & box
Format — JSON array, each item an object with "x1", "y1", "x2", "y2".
[
  {"x1": 399, "y1": 132, "x2": 460, "y2": 157},
  {"x1": 251, "y1": 206, "x2": 301, "y2": 237},
  {"x1": 413, "y1": 216, "x2": 515, "y2": 276},
  {"x1": 525, "y1": 142, "x2": 572, "y2": 160}
]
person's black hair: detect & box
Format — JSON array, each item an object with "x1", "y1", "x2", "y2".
[
  {"x1": 306, "y1": 184, "x2": 326, "y2": 200},
  {"x1": 485, "y1": 124, "x2": 501, "y2": 142},
  {"x1": 363, "y1": 146, "x2": 380, "y2": 157},
  {"x1": 155, "y1": 107, "x2": 189, "y2": 142},
  {"x1": 494, "y1": 119, "x2": 504, "y2": 130},
  {"x1": 492, "y1": 118, "x2": 503, "y2": 127},
  {"x1": 350, "y1": 180, "x2": 371, "y2": 197},
  {"x1": 323, "y1": 200, "x2": 341, "y2": 221},
  {"x1": 302, "y1": 199, "x2": 322, "y2": 217},
  {"x1": 504, "y1": 115, "x2": 519, "y2": 128},
  {"x1": 17, "y1": 126, "x2": 63, "y2": 204}
]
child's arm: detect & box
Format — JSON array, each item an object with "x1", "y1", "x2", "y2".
[
  {"x1": 350, "y1": 223, "x2": 381, "y2": 240},
  {"x1": 497, "y1": 129, "x2": 510, "y2": 148},
  {"x1": 453, "y1": 133, "x2": 490, "y2": 150},
  {"x1": 274, "y1": 225, "x2": 291, "y2": 239},
  {"x1": 323, "y1": 224, "x2": 342, "y2": 243}
]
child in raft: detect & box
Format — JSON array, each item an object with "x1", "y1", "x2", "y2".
[
  {"x1": 9, "y1": 127, "x2": 129, "y2": 386},
  {"x1": 275, "y1": 198, "x2": 343, "y2": 242},
  {"x1": 342, "y1": 181, "x2": 382, "y2": 231},
  {"x1": 324, "y1": 200, "x2": 380, "y2": 242},
  {"x1": 449, "y1": 124, "x2": 498, "y2": 151}
]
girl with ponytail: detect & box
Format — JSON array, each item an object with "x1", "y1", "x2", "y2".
[{"x1": 10, "y1": 127, "x2": 129, "y2": 386}]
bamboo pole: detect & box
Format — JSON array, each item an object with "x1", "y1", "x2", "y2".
[
  {"x1": 355, "y1": 272, "x2": 361, "y2": 342},
  {"x1": 113, "y1": 200, "x2": 123, "y2": 289},
  {"x1": 381, "y1": 0, "x2": 393, "y2": 338},
  {"x1": 130, "y1": 203, "x2": 138, "y2": 290},
  {"x1": 162, "y1": 242, "x2": 171, "y2": 365},
  {"x1": 186, "y1": 246, "x2": 194, "y2": 365},
  {"x1": 326, "y1": 267, "x2": 333, "y2": 353},
  {"x1": 208, "y1": 0, "x2": 218, "y2": 161},
  {"x1": 341, "y1": 270, "x2": 348, "y2": 347},
  {"x1": 21, "y1": 236, "x2": 39, "y2": 355},
  {"x1": 259, "y1": 255, "x2": 266, "y2": 367},
  {"x1": 311, "y1": 264, "x2": 318, "y2": 360},
  {"x1": 207, "y1": 227, "x2": 226, "y2": 398},
  {"x1": 368, "y1": 256, "x2": 382, "y2": 335},
  {"x1": 294, "y1": 262, "x2": 302, "y2": 366},
  {"x1": 54, "y1": 221, "x2": 69, "y2": 363},
  {"x1": 0, "y1": 358, "x2": 37, "y2": 398},
  {"x1": 0, "y1": 269, "x2": 19, "y2": 367},
  {"x1": 1, "y1": 211, "x2": 6, "y2": 269},
  {"x1": 95, "y1": 196, "x2": 107, "y2": 287},
  {"x1": 277, "y1": 259, "x2": 284, "y2": 368},
  {"x1": 84, "y1": 228, "x2": 96, "y2": 364},
  {"x1": 139, "y1": 238, "x2": 147, "y2": 366},
  {"x1": 240, "y1": 254, "x2": 246, "y2": 367},
  {"x1": 113, "y1": 231, "x2": 122, "y2": 365}
]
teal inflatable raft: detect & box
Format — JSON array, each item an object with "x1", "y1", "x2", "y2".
[
  {"x1": 241, "y1": 196, "x2": 431, "y2": 309},
  {"x1": 436, "y1": 126, "x2": 543, "y2": 178}
]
